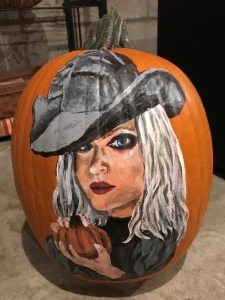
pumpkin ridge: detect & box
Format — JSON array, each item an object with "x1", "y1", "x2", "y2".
[
  {"x1": 63, "y1": 228, "x2": 68, "y2": 254},
  {"x1": 68, "y1": 216, "x2": 84, "y2": 254},
  {"x1": 66, "y1": 227, "x2": 80, "y2": 254},
  {"x1": 18, "y1": 58, "x2": 58, "y2": 238},
  {"x1": 31, "y1": 60, "x2": 61, "y2": 238},
  {"x1": 78, "y1": 225, "x2": 99, "y2": 259},
  {"x1": 90, "y1": 226, "x2": 112, "y2": 254},
  {"x1": 59, "y1": 227, "x2": 69, "y2": 252},
  {"x1": 185, "y1": 79, "x2": 212, "y2": 240},
  {"x1": 87, "y1": 225, "x2": 105, "y2": 249}
]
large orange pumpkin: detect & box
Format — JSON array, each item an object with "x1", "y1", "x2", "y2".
[{"x1": 11, "y1": 48, "x2": 213, "y2": 283}]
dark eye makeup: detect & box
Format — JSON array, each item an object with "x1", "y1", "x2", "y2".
[
  {"x1": 107, "y1": 133, "x2": 137, "y2": 150},
  {"x1": 76, "y1": 133, "x2": 137, "y2": 153},
  {"x1": 76, "y1": 143, "x2": 94, "y2": 153}
]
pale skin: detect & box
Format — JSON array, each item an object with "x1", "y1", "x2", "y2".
[{"x1": 52, "y1": 119, "x2": 145, "y2": 279}]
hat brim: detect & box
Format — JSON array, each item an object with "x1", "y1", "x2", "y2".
[{"x1": 31, "y1": 111, "x2": 101, "y2": 154}]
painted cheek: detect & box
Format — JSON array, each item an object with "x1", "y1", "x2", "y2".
[
  {"x1": 76, "y1": 159, "x2": 92, "y2": 192},
  {"x1": 77, "y1": 153, "x2": 92, "y2": 173}
]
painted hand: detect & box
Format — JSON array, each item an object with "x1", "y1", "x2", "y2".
[
  {"x1": 58, "y1": 242, "x2": 125, "y2": 279},
  {"x1": 50, "y1": 217, "x2": 125, "y2": 279}
]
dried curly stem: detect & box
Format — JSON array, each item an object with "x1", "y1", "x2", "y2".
[{"x1": 82, "y1": 7, "x2": 131, "y2": 50}]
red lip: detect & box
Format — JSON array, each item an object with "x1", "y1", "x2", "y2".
[{"x1": 90, "y1": 182, "x2": 116, "y2": 195}]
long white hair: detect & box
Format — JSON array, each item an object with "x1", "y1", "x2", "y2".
[{"x1": 52, "y1": 104, "x2": 188, "y2": 244}]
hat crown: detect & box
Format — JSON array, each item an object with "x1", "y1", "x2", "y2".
[{"x1": 54, "y1": 49, "x2": 139, "y2": 114}]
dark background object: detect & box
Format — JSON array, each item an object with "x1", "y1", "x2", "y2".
[
  {"x1": 0, "y1": 0, "x2": 108, "y2": 52},
  {"x1": 63, "y1": 0, "x2": 107, "y2": 51},
  {"x1": 157, "y1": 0, "x2": 225, "y2": 175}
]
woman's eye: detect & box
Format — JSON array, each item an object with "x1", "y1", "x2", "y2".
[
  {"x1": 108, "y1": 133, "x2": 137, "y2": 150},
  {"x1": 77, "y1": 143, "x2": 93, "y2": 153}
]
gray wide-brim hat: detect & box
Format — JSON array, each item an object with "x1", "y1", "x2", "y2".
[{"x1": 30, "y1": 49, "x2": 185, "y2": 156}]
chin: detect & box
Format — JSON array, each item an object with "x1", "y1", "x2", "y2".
[{"x1": 108, "y1": 203, "x2": 135, "y2": 218}]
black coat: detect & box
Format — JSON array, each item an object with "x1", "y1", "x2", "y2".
[{"x1": 45, "y1": 217, "x2": 178, "y2": 281}]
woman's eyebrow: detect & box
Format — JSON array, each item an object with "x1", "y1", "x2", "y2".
[{"x1": 102, "y1": 125, "x2": 136, "y2": 139}]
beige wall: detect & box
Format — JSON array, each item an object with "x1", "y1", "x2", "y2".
[{"x1": 0, "y1": 0, "x2": 158, "y2": 71}]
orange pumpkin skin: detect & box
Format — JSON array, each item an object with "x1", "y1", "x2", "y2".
[
  {"x1": 54, "y1": 226, "x2": 69, "y2": 252},
  {"x1": 11, "y1": 48, "x2": 213, "y2": 283}
]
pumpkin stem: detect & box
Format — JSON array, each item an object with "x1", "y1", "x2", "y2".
[
  {"x1": 69, "y1": 215, "x2": 83, "y2": 228},
  {"x1": 81, "y1": 7, "x2": 131, "y2": 50}
]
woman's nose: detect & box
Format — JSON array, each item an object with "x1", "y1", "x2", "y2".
[{"x1": 89, "y1": 147, "x2": 109, "y2": 175}]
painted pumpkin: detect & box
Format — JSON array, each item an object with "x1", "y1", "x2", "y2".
[
  {"x1": 11, "y1": 48, "x2": 212, "y2": 283},
  {"x1": 52, "y1": 215, "x2": 112, "y2": 259}
]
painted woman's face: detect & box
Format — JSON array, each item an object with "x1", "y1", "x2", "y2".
[{"x1": 75, "y1": 120, "x2": 144, "y2": 218}]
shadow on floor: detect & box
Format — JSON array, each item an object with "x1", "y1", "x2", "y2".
[{"x1": 21, "y1": 221, "x2": 187, "y2": 297}]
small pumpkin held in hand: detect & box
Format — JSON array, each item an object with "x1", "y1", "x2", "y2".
[{"x1": 54, "y1": 216, "x2": 112, "y2": 259}]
